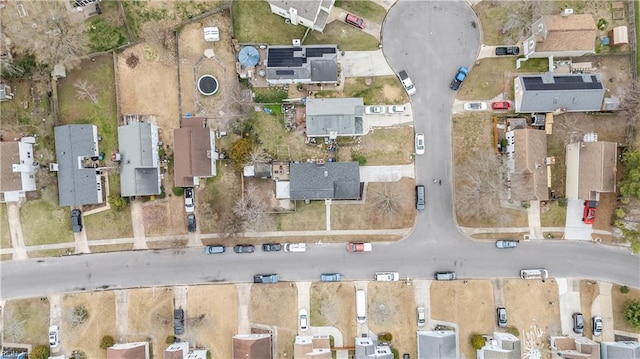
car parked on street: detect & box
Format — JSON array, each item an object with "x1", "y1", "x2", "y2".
[
  {"x1": 415, "y1": 185, "x2": 425, "y2": 211},
  {"x1": 284, "y1": 243, "x2": 307, "y2": 252},
  {"x1": 347, "y1": 242, "x2": 372, "y2": 252},
  {"x1": 491, "y1": 101, "x2": 511, "y2": 110},
  {"x1": 417, "y1": 306, "x2": 426, "y2": 327},
  {"x1": 187, "y1": 213, "x2": 196, "y2": 233},
  {"x1": 262, "y1": 243, "x2": 282, "y2": 252},
  {"x1": 592, "y1": 316, "x2": 603, "y2": 336},
  {"x1": 415, "y1": 133, "x2": 425, "y2": 155},
  {"x1": 583, "y1": 200, "x2": 597, "y2": 224},
  {"x1": 450, "y1": 66, "x2": 468, "y2": 90},
  {"x1": 299, "y1": 309, "x2": 308, "y2": 331},
  {"x1": 435, "y1": 271, "x2": 456, "y2": 281},
  {"x1": 573, "y1": 312, "x2": 584, "y2": 334},
  {"x1": 204, "y1": 245, "x2": 225, "y2": 254},
  {"x1": 398, "y1": 70, "x2": 417, "y2": 96},
  {"x1": 254, "y1": 273, "x2": 279, "y2": 283},
  {"x1": 234, "y1": 244, "x2": 255, "y2": 254},
  {"x1": 388, "y1": 105, "x2": 406, "y2": 113},
  {"x1": 463, "y1": 102, "x2": 487, "y2": 111},
  {"x1": 375, "y1": 271, "x2": 399, "y2": 281},
  {"x1": 495, "y1": 240, "x2": 519, "y2": 249},
  {"x1": 345, "y1": 13, "x2": 366, "y2": 29},
  {"x1": 49, "y1": 325, "x2": 60, "y2": 348},
  {"x1": 71, "y1": 209, "x2": 83, "y2": 233},
  {"x1": 497, "y1": 307, "x2": 507, "y2": 327},
  {"x1": 174, "y1": 309, "x2": 185, "y2": 335},
  {"x1": 320, "y1": 273, "x2": 341, "y2": 282},
  {"x1": 184, "y1": 188, "x2": 195, "y2": 213},
  {"x1": 495, "y1": 46, "x2": 520, "y2": 56}
]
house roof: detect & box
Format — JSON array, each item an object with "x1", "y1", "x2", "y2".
[
  {"x1": 510, "y1": 129, "x2": 549, "y2": 201},
  {"x1": 576, "y1": 141, "x2": 617, "y2": 200},
  {"x1": 535, "y1": 14, "x2": 597, "y2": 53},
  {"x1": 0, "y1": 142, "x2": 22, "y2": 192},
  {"x1": 173, "y1": 127, "x2": 216, "y2": 187},
  {"x1": 516, "y1": 73, "x2": 604, "y2": 112},
  {"x1": 54, "y1": 125, "x2": 102, "y2": 206},
  {"x1": 107, "y1": 342, "x2": 148, "y2": 359},
  {"x1": 269, "y1": 0, "x2": 322, "y2": 21},
  {"x1": 164, "y1": 342, "x2": 188, "y2": 359},
  {"x1": 601, "y1": 341, "x2": 640, "y2": 359},
  {"x1": 232, "y1": 334, "x2": 272, "y2": 359},
  {"x1": 550, "y1": 336, "x2": 600, "y2": 359},
  {"x1": 266, "y1": 45, "x2": 338, "y2": 84},
  {"x1": 118, "y1": 123, "x2": 161, "y2": 197},
  {"x1": 305, "y1": 98, "x2": 364, "y2": 137},
  {"x1": 289, "y1": 162, "x2": 360, "y2": 200},
  {"x1": 417, "y1": 331, "x2": 457, "y2": 359},
  {"x1": 294, "y1": 335, "x2": 331, "y2": 359}
]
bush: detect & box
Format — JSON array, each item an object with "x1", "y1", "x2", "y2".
[
  {"x1": 73, "y1": 305, "x2": 89, "y2": 326},
  {"x1": 71, "y1": 350, "x2": 87, "y2": 359},
  {"x1": 621, "y1": 285, "x2": 630, "y2": 294},
  {"x1": 166, "y1": 335, "x2": 176, "y2": 344},
  {"x1": 158, "y1": 185, "x2": 166, "y2": 199},
  {"x1": 30, "y1": 345, "x2": 50, "y2": 359},
  {"x1": 351, "y1": 151, "x2": 367, "y2": 165},
  {"x1": 88, "y1": 17, "x2": 128, "y2": 52},
  {"x1": 505, "y1": 325, "x2": 520, "y2": 337},
  {"x1": 470, "y1": 334, "x2": 486, "y2": 349},
  {"x1": 109, "y1": 193, "x2": 128, "y2": 211},
  {"x1": 624, "y1": 299, "x2": 640, "y2": 329},
  {"x1": 521, "y1": 200, "x2": 531, "y2": 209},
  {"x1": 557, "y1": 198, "x2": 567, "y2": 207},
  {"x1": 100, "y1": 335, "x2": 115, "y2": 349},
  {"x1": 230, "y1": 137, "x2": 255, "y2": 169},
  {"x1": 616, "y1": 207, "x2": 627, "y2": 218},
  {"x1": 378, "y1": 332, "x2": 393, "y2": 341},
  {"x1": 172, "y1": 187, "x2": 185, "y2": 196}
]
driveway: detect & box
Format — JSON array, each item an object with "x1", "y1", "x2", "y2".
[
  {"x1": 340, "y1": 50, "x2": 394, "y2": 77},
  {"x1": 6, "y1": 201, "x2": 27, "y2": 260},
  {"x1": 564, "y1": 198, "x2": 593, "y2": 241},
  {"x1": 360, "y1": 165, "x2": 415, "y2": 182}
]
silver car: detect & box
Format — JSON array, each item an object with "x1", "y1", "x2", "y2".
[
  {"x1": 417, "y1": 306, "x2": 426, "y2": 327},
  {"x1": 497, "y1": 307, "x2": 507, "y2": 327},
  {"x1": 495, "y1": 240, "x2": 519, "y2": 249},
  {"x1": 592, "y1": 316, "x2": 603, "y2": 336}
]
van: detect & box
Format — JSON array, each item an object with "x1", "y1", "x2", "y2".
[
  {"x1": 572, "y1": 312, "x2": 584, "y2": 334},
  {"x1": 284, "y1": 243, "x2": 307, "y2": 252},
  {"x1": 415, "y1": 185, "x2": 425, "y2": 211},
  {"x1": 435, "y1": 271, "x2": 456, "y2": 281},
  {"x1": 356, "y1": 289, "x2": 366, "y2": 323}
]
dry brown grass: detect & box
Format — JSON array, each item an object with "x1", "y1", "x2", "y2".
[
  {"x1": 367, "y1": 282, "x2": 416, "y2": 355},
  {"x1": 142, "y1": 198, "x2": 186, "y2": 237},
  {"x1": 611, "y1": 284, "x2": 640, "y2": 333},
  {"x1": 471, "y1": 232, "x2": 529, "y2": 240},
  {"x1": 127, "y1": 287, "x2": 173, "y2": 344},
  {"x1": 2, "y1": 298, "x2": 50, "y2": 345},
  {"x1": 62, "y1": 292, "x2": 116, "y2": 359},
  {"x1": 337, "y1": 127, "x2": 415, "y2": 165},
  {"x1": 503, "y1": 279, "x2": 561, "y2": 338},
  {"x1": 310, "y1": 282, "x2": 357, "y2": 343},
  {"x1": 249, "y1": 283, "x2": 297, "y2": 357},
  {"x1": 187, "y1": 285, "x2": 238, "y2": 358}
]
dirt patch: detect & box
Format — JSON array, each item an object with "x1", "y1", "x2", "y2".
[
  {"x1": 310, "y1": 282, "x2": 357, "y2": 343},
  {"x1": 62, "y1": 291, "x2": 116, "y2": 359},
  {"x1": 430, "y1": 280, "x2": 494, "y2": 359},
  {"x1": 367, "y1": 282, "x2": 416, "y2": 354},
  {"x1": 611, "y1": 284, "x2": 640, "y2": 333},
  {"x1": 503, "y1": 279, "x2": 561, "y2": 341},
  {"x1": 127, "y1": 287, "x2": 173, "y2": 356},
  {"x1": 141, "y1": 197, "x2": 186, "y2": 236},
  {"x1": 249, "y1": 283, "x2": 297, "y2": 358},
  {"x1": 2, "y1": 298, "x2": 50, "y2": 345},
  {"x1": 186, "y1": 285, "x2": 238, "y2": 358}
]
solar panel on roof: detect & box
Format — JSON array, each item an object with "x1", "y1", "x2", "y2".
[
  {"x1": 523, "y1": 76, "x2": 603, "y2": 91},
  {"x1": 275, "y1": 70, "x2": 295, "y2": 75},
  {"x1": 305, "y1": 47, "x2": 337, "y2": 58},
  {"x1": 267, "y1": 48, "x2": 303, "y2": 68}
]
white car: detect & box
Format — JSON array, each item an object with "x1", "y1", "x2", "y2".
[
  {"x1": 299, "y1": 309, "x2": 308, "y2": 331},
  {"x1": 415, "y1": 133, "x2": 425, "y2": 155},
  {"x1": 463, "y1": 102, "x2": 487, "y2": 111},
  {"x1": 365, "y1": 106, "x2": 386, "y2": 114},
  {"x1": 388, "y1": 105, "x2": 406, "y2": 113},
  {"x1": 417, "y1": 306, "x2": 426, "y2": 327},
  {"x1": 398, "y1": 70, "x2": 417, "y2": 96},
  {"x1": 49, "y1": 325, "x2": 59, "y2": 349},
  {"x1": 184, "y1": 188, "x2": 195, "y2": 213},
  {"x1": 375, "y1": 271, "x2": 399, "y2": 281}
]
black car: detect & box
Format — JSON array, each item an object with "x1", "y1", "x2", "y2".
[
  {"x1": 234, "y1": 245, "x2": 255, "y2": 254},
  {"x1": 187, "y1": 213, "x2": 196, "y2": 233},
  {"x1": 495, "y1": 46, "x2": 520, "y2": 56},
  {"x1": 71, "y1": 209, "x2": 83, "y2": 232},
  {"x1": 174, "y1": 309, "x2": 184, "y2": 335},
  {"x1": 262, "y1": 243, "x2": 282, "y2": 252}
]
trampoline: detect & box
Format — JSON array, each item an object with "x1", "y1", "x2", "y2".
[{"x1": 197, "y1": 74, "x2": 219, "y2": 96}]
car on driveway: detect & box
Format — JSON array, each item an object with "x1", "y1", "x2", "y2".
[
  {"x1": 320, "y1": 273, "x2": 341, "y2": 282},
  {"x1": 450, "y1": 66, "x2": 468, "y2": 90},
  {"x1": 184, "y1": 188, "x2": 195, "y2": 213},
  {"x1": 234, "y1": 244, "x2": 255, "y2": 254},
  {"x1": 365, "y1": 105, "x2": 386, "y2": 114},
  {"x1": 347, "y1": 242, "x2": 372, "y2": 252},
  {"x1": 415, "y1": 133, "x2": 425, "y2": 155},
  {"x1": 495, "y1": 240, "x2": 519, "y2": 249},
  {"x1": 495, "y1": 46, "x2": 520, "y2": 56},
  {"x1": 583, "y1": 200, "x2": 597, "y2": 224},
  {"x1": 299, "y1": 309, "x2": 309, "y2": 331},
  {"x1": 205, "y1": 245, "x2": 225, "y2": 254},
  {"x1": 375, "y1": 271, "x2": 399, "y2": 281},
  {"x1": 388, "y1": 105, "x2": 406, "y2": 113},
  {"x1": 398, "y1": 70, "x2": 417, "y2": 96},
  {"x1": 187, "y1": 213, "x2": 196, "y2": 232},
  {"x1": 573, "y1": 312, "x2": 584, "y2": 334},
  {"x1": 174, "y1": 309, "x2": 185, "y2": 335},
  {"x1": 592, "y1": 316, "x2": 603, "y2": 336},
  {"x1": 262, "y1": 243, "x2": 282, "y2": 252},
  {"x1": 497, "y1": 307, "x2": 507, "y2": 327},
  {"x1": 417, "y1": 306, "x2": 426, "y2": 327},
  {"x1": 71, "y1": 209, "x2": 83, "y2": 233},
  {"x1": 463, "y1": 102, "x2": 487, "y2": 111},
  {"x1": 491, "y1": 101, "x2": 511, "y2": 110},
  {"x1": 49, "y1": 325, "x2": 60, "y2": 348},
  {"x1": 345, "y1": 13, "x2": 366, "y2": 29}
]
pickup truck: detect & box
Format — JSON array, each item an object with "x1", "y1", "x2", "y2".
[
  {"x1": 520, "y1": 269, "x2": 548, "y2": 280},
  {"x1": 254, "y1": 274, "x2": 279, "y2": 284},
  {"x1": 450, "y1": 66, "x2": 468, "y2": 90}
]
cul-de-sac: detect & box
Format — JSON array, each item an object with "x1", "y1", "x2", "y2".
[{"x1": 0, "y1": 0, "x2": 639, "y2": 359}]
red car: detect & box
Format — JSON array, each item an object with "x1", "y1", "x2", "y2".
[
  {"x1": 582, "y1": 200, "x2": 597, "y2": 224},
  {"x1": 346, "y1": 242, "x2": 372, "y2": 252},
  {"x1": 345, "y1": 14, "x2": 366, "y2": 29},
  {"x1": 491, "y1": 101, "x2": 510, "y2": 110}
]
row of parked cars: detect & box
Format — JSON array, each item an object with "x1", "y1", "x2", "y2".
[{"x1": 204, "y1": 243, "x2": 307, "y2": 254}]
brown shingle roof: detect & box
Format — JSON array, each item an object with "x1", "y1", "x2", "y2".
[
  {"x1": 536, "y1": 14, "x2": 597, "y2": 52},
  {"x1": 511, "y1": 129, "x2": 549, "y2": 201},
  {"x1": 0, "y1": 142, "x2": 22, "y2": 192},
  {"x1": 107, "y1": 342, "x2": 148, "y2": 359},
  {"x1": 173, "y1": 127, "x2": 214, "y2": 187},
  {"x1": 578, "y1": 141, "x2": 617, "y2": 199},
  {"x1": 232, "y1": 334, "x2": 272, "y2": 359}
]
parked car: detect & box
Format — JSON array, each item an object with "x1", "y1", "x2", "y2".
[
  {"x1": 491, "y1": 101, "x2": 511, "y2": 110},
  {"x1": 204, "y1": 245, "x2": 225, "y2": 254},
  {"x1": 388, "y1": 105, "x2": 406, "y2": 113},
  {"x1": 187, "y1": 213, "x2": 196, "y2": 233},
  {"x1": 582, "y1": 200, "x2": 597, "y2": 224},
  {"x1": 463, "y1": 102, "x2": 487, "y2": 111},
  {"x1": 497, "y1": 307, "x2": 507, "y2": 327},
  {"x1": 345, "y1": 13, "x2": 366, "y2": 29},
  {"x1": 573, "y1": 312, "x2": 584, "y2": 334},
  {"x1": 174, "y1": 309, "x2": 185, "y2": 335},
  {"x1": 262, "y1": 243, "x2": 282, "y2": 252},
  {"x1": 49, "y1": 325, "x2": 60, "y2": 348},
  {"x1": 417, "y1": 306, "x2": 426, "y2": 327},
  {"x1": 346, "y1": 242, "x2": 372, "y2": 252},
  {"x1": 398, "y1": 70, "x2": 417, "y2": 96},
  {"x1": 71, "y1": 209, "x2": 83, "y2": 233},
  {"x1": 592, "y1": 316, "x2": 603, "y2": 336},
  {"x1": 375, "y1": 271, "x2": 399, "y2": 282},
  {"x1": 450, "y1": 66, "x2": 468, "y2": 90},
  {"x1": 284, "y1": 243, "x2": 307, "y2": 252},
  {"x1": 495, "y1": 240, "x2": 519, "y2": 249},
  {"x1": 299, "y1": 309, "x2": 309, "y2": 331},
  {"x1": 403, "y1": 354, "x2": 410, "y2": 359},
  {"x1": 320, "y1": 273, "x2": 341, "y2": 282},
  {"x1": 234, "y1": 244, "x2": 255, "y2": 254},
  {"x1": 495, "y1": 46, "x2": 520, "y2": 56},
  {"x1": 415, "y1": 133, "x2": 425, "y2": 155},
  {"x1": 415, "y1": 185, "x2": 425, "y2": 211},
  {"x1": 254, "y1": 273, "x2": 279, "y2": 283},
  {"x1": 435, "y1": 271, "x2": 456, "y2": 281},
  {"x1": 184, "y1": 188, "x2": 195, "y2": 213},
  {"x1": 365, "y1": 105, "x2": 386, "y2": 114}
]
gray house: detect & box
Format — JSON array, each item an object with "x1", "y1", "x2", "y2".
[
  {"x1": 514, "y1": 73, "x2": 605, "y2": 113},
  {"x1": 601, "y1": 341, "x2": 640, "y2": 359},
  {"x1": 305, "y1": 98, "x2": 364, "y2": 138},
  {"x1": 417, "y1": 331, "x2": 457, "y2": 359},
  {"x1": 266, "y1": 45, "x2": 338, "y2": 85},
  {"x1": 289, "y1": 162, "x2": 360, "y2": 200},
  {"x1": 117, "y1": 123, "x2": 161, "y2": 197},
  {"x1": 54, "y1": 124, "x2": 103, "y2": 206},
  {"x1": 355, "y1": 337, "x2": 393, "y2": 359},
  {"x1": 478, "y1": 332, "x2": 521, "y2": 359},
  {"x1": 268, "y1": 0, "x2": 334, "y2": 32}
]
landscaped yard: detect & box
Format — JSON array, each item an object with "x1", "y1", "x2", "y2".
[
  {"x1": 316, "y1": 76, "x2": 408, "y2": 105},
  {"x1": 336, "y1": 0, "x2": 388, "y2": 23},
  {"x1": 611, "y1": 284, "x2": 640, "y2": 333},
  {"x1": 0, "y1": 203, "x2": 11, "y2": 248},
  {"x1": 20, "y1": 199, "x2": 74, "y2": 245},
  {"x1": 367, "y1": 282, "x2": 416, "y2": 355},
  {"x1": 305, "y1": 21, "x2": 380, "y2": 51},
  {"x1": 337, "y1": 127, "x2": 414, "y2": 165},
  {"x1": 62, "y1": 291, "x2": 116, "y2": 359},
  {"x1": 232, "y1": 0, "x2": 306, "y2": 44},
  {"x1": 2, "y1": 298, "x2": 50, "y2": 345}
]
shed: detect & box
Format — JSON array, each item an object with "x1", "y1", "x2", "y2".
[{"x1": 609, "y1": 26, "x2": 629, "y2": 46}]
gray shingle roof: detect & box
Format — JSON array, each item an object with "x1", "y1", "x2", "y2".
[
  {"x1": 266, "y1": 45, "x2": 338, "y2": 84},
  {"x1": 515, "y1": 73, "x2": 604, "y2": 112},
  {"x1": 54, "y1": 125, "x2": 102, "y2": 206},
  {"x1": 118, "y1": 123, "x2": 161, "y2": 197},
  {"x1": 601, "y1": 341, "x2": 640, "y2": 359},
  {"x1": 417, "y1": 331, "x2": 456, "y2": 359},
  {"x1": 305, "y1": 98, "x2": 364, "y2": 137},
  {"x1": 289, "y1": 162, "x2": 360, "y2": 200}
]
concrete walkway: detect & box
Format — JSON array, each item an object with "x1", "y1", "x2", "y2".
[
  {"x1": 115, "y1": 290, "x2": 129, "y2": 342},
  {"x1": 528, "y1": 200, "x2": 543, "y2": 239},
  {"x1": 237, "y1": 283, "x2": 251, "y2": 334},
  {"x1": 340, "y1": 50, "x2": 394, "y2": 78},
  {"x1": 324, "y1": 199, "x2": 331, "y2": 231},
  {"x1": 130, "y1": 201, "x2": 148, "y2": 250},
  {"x1": 360, "y1": 165, "x2": 415, "y2": 182},
  {"x1": 6, "y1": 201, "x2": 28, "y2": 260}
]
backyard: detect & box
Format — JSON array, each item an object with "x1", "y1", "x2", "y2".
[
  {"x1": 309, "y1": 282, "x2": 357, "y2": 344},
  {"x1": 367, "y1": 282, "x2": 417, "y2": 355}
]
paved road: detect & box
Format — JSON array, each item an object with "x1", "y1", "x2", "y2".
[{"x1": 0, "y1": 0, "x2": 638, "y2": 300}]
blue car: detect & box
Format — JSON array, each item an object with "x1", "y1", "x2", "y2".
[{"x1": 320, "y1": 273, "x2": 341, "y2": 282}]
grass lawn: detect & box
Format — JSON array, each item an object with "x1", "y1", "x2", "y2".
[
  {"x1": 517, "y1": 57, "x2": 549, "y2": 72},
  {"x1": 337, "y1": 127, "x2": 414, "y2": 165},
  {"x1": 305, "y1": 21, "x2": 380, "y2": 51},
  {"x1": 337, "y1": 0, "x2": 387, "y2": 23},
  {"x1": 85, "y1": 174, "x2": 133, "y2": 240},
  {"x1": 21, "y1": 199, "x2": 74, "y2": 245},
  {"x1": 232, "y1": 0, "x2": 306, "y2": 44},
  {"x1": 0, "y1": 204, "x2": 11, "y2": 248},
  {"x1": 275, "y1": 200, "x2": 327, "y2": 231},
  {"x1": 309, "y1": 282, "x2": 357, "y2": 344},
  {"x1": 3, "y1": 298, "x2": 50, "y2": 345},
  {"x1": 89, "y1": 243, "x2": 135, "y2": 253},
  {"x1": 452, "y1": 113, "x2": 494, "y2": 165},
  {"x1": 251, "y1": 112, "x2": 328, "y2": 161},
  {"x1": 58, "y1": 54, "x2": 119, "y2": 156},
  {"x1": 611, "y1": 284, "x2": 640, "y2": 333},
  {"x1": 473, "y1": 2, "x2": 518, "y2": 46},
  {"x1": 458, "y1": 58, "x2": 514, "y2": 101},
  {"x1": 316, "y1": 76, "x2": 407, "y2": 105},
  {"x1": 540, "y1": 201, "x2": 567, "y2": 227}
]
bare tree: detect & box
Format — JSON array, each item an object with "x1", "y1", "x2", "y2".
[
  {"x1": 74, "y1": 80, "x2": 98, "y2": 104},
  {"x1": 218, "y1": 211, "x2": 243, "y2": 239},
  {"x1": 232, "y1": 183, "x2": 272, "y2": 231},
  {"x1": 370, "y1": 183, "x2": 407, "y2": 218},
  {"x1": 620, "y1": 82, "x2": 640, "y2": 123},
  {"x1": 140, "y1": 20, "x2": 177, "y2": 66},
  {"x1": 244, "y1": 148, "x2": 272, "y2": 167},
  {"x1": 501, "y1": 0, "x2": 555, "y2": 42},
  {"x1": 456, "y1": 150, "x2": 508, "y2": 221},
  {"x1": 4, "y1": 1, "x2": 89, "y2": 70}
]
